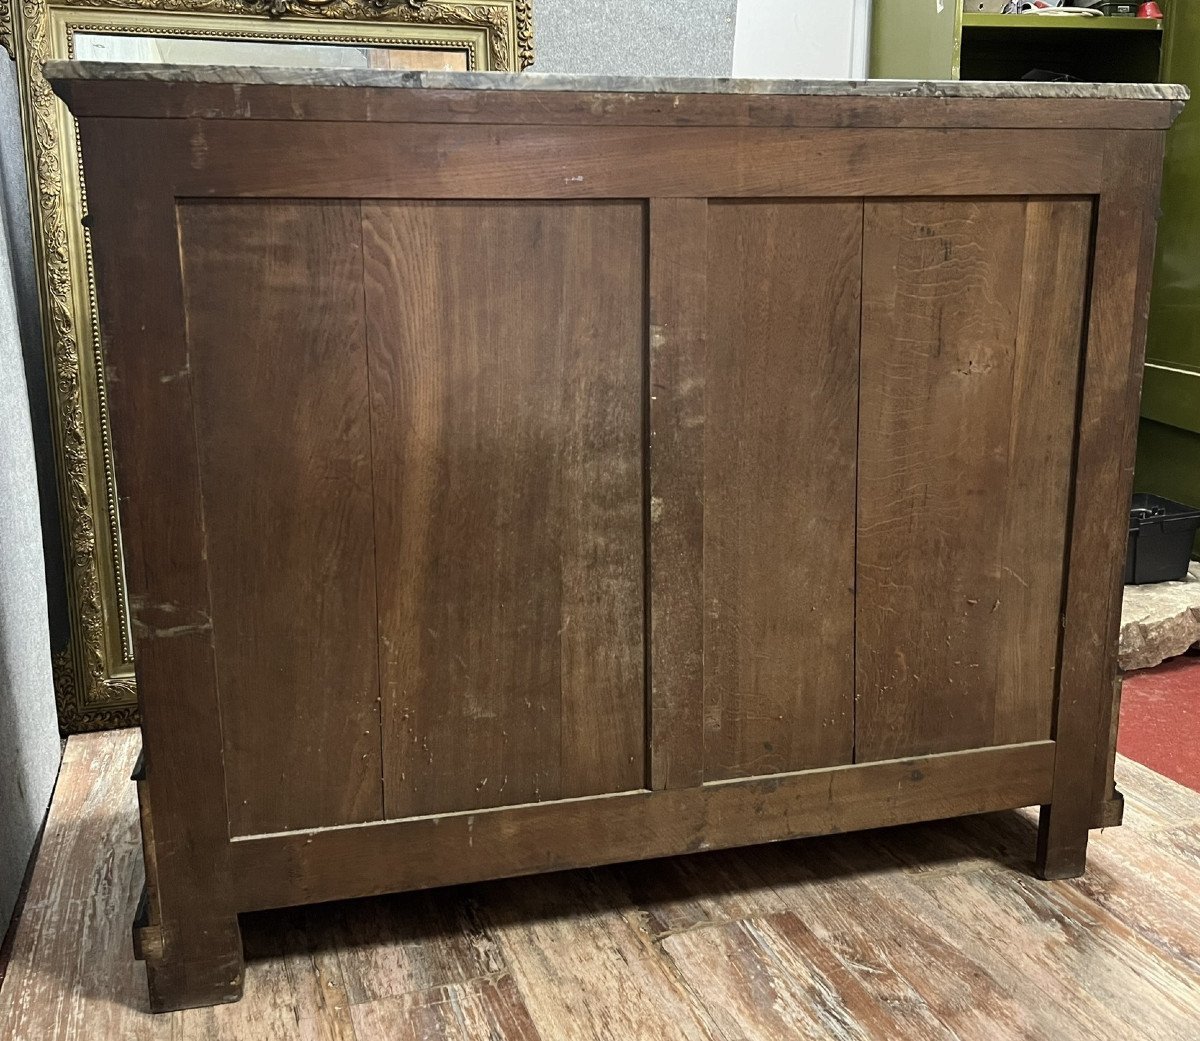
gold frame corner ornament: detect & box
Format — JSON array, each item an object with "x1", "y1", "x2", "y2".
[{"x1": 13, "y1": 0, "x2": 533, "y2": 733}]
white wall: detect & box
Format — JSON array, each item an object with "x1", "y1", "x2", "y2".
[
  {"x1": 732, "y1": 0, "x2": 871, "y2": 79},
  {"x1": 533, "y1": 0, "x2": 867, "y2": 79},
  {"x1": 0, "y1": 57, "x2": 61, "y2": 940},
  {"x1": 532, "y1": 0, "x2": 738, "y2": 76}
]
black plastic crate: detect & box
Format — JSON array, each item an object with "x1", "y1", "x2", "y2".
[{"x1": 1125, "y1": 493, "x2": 1200, "y2": 585}]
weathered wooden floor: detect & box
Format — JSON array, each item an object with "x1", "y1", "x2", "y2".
[{"x1": 3, "y1": 730, "x2": 1200, "y2": 1040}]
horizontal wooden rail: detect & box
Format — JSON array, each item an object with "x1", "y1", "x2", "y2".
[{"x1": 229, "y1": 740, "x2": 1055, "y2": 911}]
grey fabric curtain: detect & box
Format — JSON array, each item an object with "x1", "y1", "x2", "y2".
[{"x1": 0, "y1": 56, "x2": 61, "y2": 938}]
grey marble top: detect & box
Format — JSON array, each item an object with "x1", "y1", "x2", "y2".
[{"x1": 44, "y1": 60, "x2": 1188, "y2": 103}]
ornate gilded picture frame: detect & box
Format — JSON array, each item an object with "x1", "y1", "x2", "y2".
[{"x1": 0, "y1": 0, "x2": 533, "y2": 731}]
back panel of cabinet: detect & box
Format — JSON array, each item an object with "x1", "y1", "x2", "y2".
[
  {"x1": 363, "y1": 200, "x2": 647, "y2": 818},
  {"x1": 856, "y1": 197, "x2": 1093, "y2": 762},
  {"x1": 701, "y1": 200, "x2": 862, "y2": 781},
  {"x1": 179, "y1": 199, "x2": 384, "y2": 837},
  {"x1": 179, "y1": 197, "x2": 648, "y2": 834}
]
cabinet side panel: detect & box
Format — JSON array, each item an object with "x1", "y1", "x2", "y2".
[
  {"x1": 702, "y1": 200, "x2": 860, "y2": 781},
  {"x1": 178, "y1": 199, "x2": 384, "y2": 835},
  {"x1": 365, "y1": 200, "x2": 646, "y2": 818},
  {"x1": 857, "y1": 197, "x2": 1090, "y2": 762}
]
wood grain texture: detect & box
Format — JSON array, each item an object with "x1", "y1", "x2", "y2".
[
  {"x1": 905, "y1": 861, "x2": 1200, "y2": 1039},
  {"x1": 661, "y1": 909, "x2": 958, "y2": 1041},
  {"x1": 856, "y1": 197, "x2": 1091, "y2": 763},
  {"x1": 160, "y1": 121, "x2": 1110, "y2": 199},
  {"x1": 807, "y1": 837, "x2": 1195, "y2": 1041},
  {"x1": 475, "y1": 875, "x2": 722, "y2": 1041},
  {"x1": 349, "y1": 977, "x2": 544, "y2": 1041},
  {"x1": 648, "y1": 198, "x2": 707, "y2": 791},
  {"x1": 702, "y1": 200, "x2": 861, "y2": 780},
  {"x1": 1039, "y1": 133, "x2": 1169, "y2": 880},
  {"x1": 7, "y1": 734, "x2": 1200, "y2": 1041},
  {"x1": 179, "y1": 200, "x2": 383, "y2": 836},
  {"x1": 995, "y1": 199, "x2": 1093, "y2": 744},
  {"x1": 362, "y1": 200, "x2": 646, "y2": 818}
]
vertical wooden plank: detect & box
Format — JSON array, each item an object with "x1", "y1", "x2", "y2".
[
  {"x1": 858, "y1": 198, "x2": 1026, "y2": 763},
  {"x1": 1040, "y1": 132, "x2": 1168, "y2": 877},
  {"x1": 82, "y1": 118, "x2": 242, "y2": 1011},
  {"x1": 1090, "y1": 135, "x2": 1169, "y2": 830},
  {"x1": 363, "y1": 200, "x2": 645, "y2": 818},
  {"x1": 857, "y1": 197, "x2": 1089, "y2": 763},
  {"x1": 648, "y1": 198, "x2": 706, "y2": 791},
  {"x1": 995, "y1": 198, "x2": 1093, "y2": 745},
  {"x1": 178, "y1": 199, "x2": 383, "y2": 836},
  {"x1": 702, "y1": 200, "x2": 860, "y2": 781},
  {"x1": 557, "y1": 204, "x2": 648, "y2": 799}
]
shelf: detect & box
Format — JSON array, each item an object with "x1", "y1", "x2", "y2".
[{"x1": 961, "y1": 13, "x2": 1162, "y2": 31}]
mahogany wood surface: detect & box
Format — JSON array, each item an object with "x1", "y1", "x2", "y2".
[{"x1": 60, "y1": 67, "x2": 1178, "y2": 1011}]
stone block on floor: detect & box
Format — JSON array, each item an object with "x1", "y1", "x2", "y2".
[{"x1": 1120, "y1": 561, "x2": 1200, "y2": 672}]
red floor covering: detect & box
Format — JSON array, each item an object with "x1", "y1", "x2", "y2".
[{"x1": 1119, "y1": 654, "x2": 1200, "y2": 792}]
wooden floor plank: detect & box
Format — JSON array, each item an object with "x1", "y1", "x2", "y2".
[
  {"x1": 823, "y1": 842, "x2": 1200, "y2": 1041},
  {"x1": 1115, "y1": 756, "x2": 1200, "y2": 836},
  {"x1": 348, "y1": 975, "x2": 542, "y2": 1041},
  {"x1": 321, "y1": 891, "x2": 506, "y2": 1006},
  {"x1": 718, "y1": 838, "x2": 1104, "y2": 1041},
  {"x1": 604, "y1": 848, "x2": 793, "y2": 938},
  {"x1": 471, "y1": 873, "x2": 724, "y2": 1041},
  {"x1": 0, "y1": 732, "x2": 151, "y2": 1041},
  {"x1": 1058, "y1": 827, "x2": 1200, "y2": 978},
  {"x1": 662, "y1": 911, "x2": 958, "y2": 1041},
  {"x1": 5, "y1": 734, "x2": 1200, "y2": 1040}
]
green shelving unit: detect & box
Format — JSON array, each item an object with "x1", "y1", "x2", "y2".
[
  {"x1": 961, "y1": 13, "x2": 1162, "y2": 31},
  {"x1": 958, "y1": 13, "x2": 1163, "y2": 81},
  {"x1": 1136, "y1": 0, "x2": 1200, "y2": 541},
  {"x1": 871, "y1": 2, "x2": 1164, "y2": 81}
]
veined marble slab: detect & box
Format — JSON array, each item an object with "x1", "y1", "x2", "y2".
[{"x1": 43, "y1": 60, "x2": 1189, "y2": 103}]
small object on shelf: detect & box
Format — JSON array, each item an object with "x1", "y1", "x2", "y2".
[
  {"x1": 1126, "y1": 494, "x2": 1200, "y2": 585},
  {"x1": 1004, "y1": 1, "x2": 1100, "y2": 14},
  {"x1": 1139, "y1": 2, "x2": 1163, "y2": 18},
  {"x1": 1089, "y1": 0, "x2": 1139, "y2": 15}
]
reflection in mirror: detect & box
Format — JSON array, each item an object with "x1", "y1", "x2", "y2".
[{"x1": 73, "y1": 33, "x2": 470, "y2": 72}]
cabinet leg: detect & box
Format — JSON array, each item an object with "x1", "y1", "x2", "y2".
[
  {"x1": 142, "y1": 914, "x2": 244, "y2": 1013},
  {"x1": 1035, "y1": 804, "x2": 1089, "y2": 880}
]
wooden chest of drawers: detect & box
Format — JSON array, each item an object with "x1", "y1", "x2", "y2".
[{"x1": 51, "y1": 63, "x2": 1183, "y2": 1011}]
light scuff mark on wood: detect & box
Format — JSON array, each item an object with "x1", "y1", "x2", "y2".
[{"x1": 130, "y1": 597, "x2": 213, "y2": 639}]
